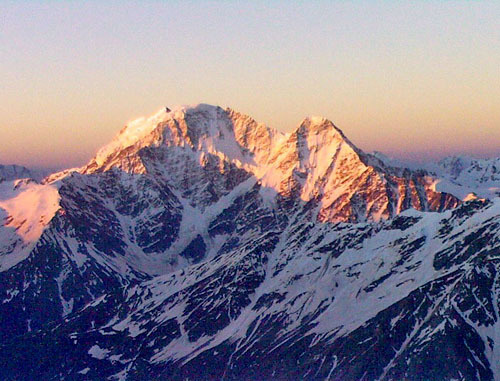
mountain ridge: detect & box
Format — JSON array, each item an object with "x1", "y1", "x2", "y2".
[
  {"x1": 0, "y1": 104, "x2": 498, "y2": 380},
  {"x1": 79, "y1": 104, "x2": 460, "y2": 221}
]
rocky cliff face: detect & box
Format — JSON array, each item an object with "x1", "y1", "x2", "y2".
[
  {"x1": 83, "y1": 104, "x2": 460, "y2": 220},
  {"x1": 0, "y1": 104, "x2": 495, "y2": 380}
]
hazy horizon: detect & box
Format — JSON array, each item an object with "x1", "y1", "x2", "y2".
[
  {"x1": 2, "y1": 104, "x2": 499, "y2": 173},
  {"x1": 1, "y1": 1, "x2": 499, "y2": 168}
]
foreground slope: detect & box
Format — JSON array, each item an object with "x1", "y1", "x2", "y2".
[
  {"x1": 0, "y1": 104, "x2": 490, "y2": 380},
  {"x1": 1, "y1": 198, "x2": 499, "y2": 380}
]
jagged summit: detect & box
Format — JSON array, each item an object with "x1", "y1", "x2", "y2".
[
  {"x1": 78, "y1": 104, "x2": 459, "y2": 222},
  {"x1": 84, "y1": 104, "x2": 362, "y2": 175},
  {"x1": 83, "y1": 104, "x2": 372, "y2": 177},
  {"x1": 83, "y1": 104, "x2": 279, "y2": 174},
  {"x1": 82, "y1": 104, "x2": 375, "y2": 175},
  {"x1": 298, "y1": 116, "x2": 351, "y2": 143}
]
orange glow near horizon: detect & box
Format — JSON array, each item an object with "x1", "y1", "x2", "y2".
[{"x1": 1, "y1": 1, "x2": 499, "y2": 169}]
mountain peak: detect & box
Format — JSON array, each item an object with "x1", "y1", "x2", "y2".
[
  {"x1": 298, "y1": 116, "x2": 342, "y2": 135},
  {"x1": 293, "y1": 116, "x2": 361, "y2": 156},
  {"x1": 83, "y1": 104, "x2": 282, "y2": 174},
  {"x1": 79, "y1": 104, "x2": 460, "y2": 222}
]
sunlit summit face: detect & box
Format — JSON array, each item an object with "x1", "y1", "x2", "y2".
[{"x1": 0, "y1": 1, "x2": 499, "y2": 169}]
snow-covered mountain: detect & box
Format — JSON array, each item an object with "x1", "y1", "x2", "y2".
[
  {"x1": 373, "y1": 152, "x2": 500, "y2": 200},
  {"x1": 82, "y1": 104, "x2": 459, "y2": 220},
  {"x1": 0, "y1": 164, "x2": 47, "y2": 182},
  {"x1": 0, "y1": 104, "x2": 498, "y2": 380},
  {"x1": 437, "y1": 155, "x2": 500, "y2": 183},
  {"x1": 2, "y1": 198, "x2": 499, "y2": 380},
  {"x1": 430, "y1": 156, "x2": 500, "y2": 200}
]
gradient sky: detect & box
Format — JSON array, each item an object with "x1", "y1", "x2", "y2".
[{"x1": 1, "y1": 1, "x2": 499, "y2": 169}]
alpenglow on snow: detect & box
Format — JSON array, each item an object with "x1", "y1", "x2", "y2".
[{"x1": 0, "y1": 104, "x2": 498, "y2": 380}]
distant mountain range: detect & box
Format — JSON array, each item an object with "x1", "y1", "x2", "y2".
[
  {"x1": 373, "y1": 152, "x2": 500, "y2": 200},
  {"x1": 0, "y1": 164, "x2": 48, "y2": 182},
  {"x1": 0, "y1": 104, "x2": 499, "y2": 380}
]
